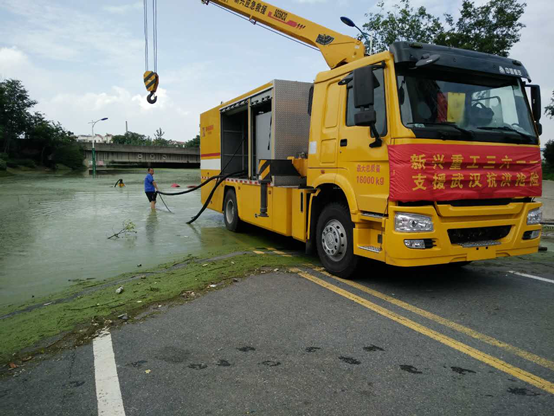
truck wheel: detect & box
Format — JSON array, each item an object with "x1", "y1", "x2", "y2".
[
  {"x1": 316, "y1": 203, "x2": 358, "y2": 278},
  {"x1": 224, "y1": 189, "x2": 241, "y2": 232}
]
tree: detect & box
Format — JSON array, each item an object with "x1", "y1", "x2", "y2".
[
  {"x1": 184, "y1": 134, "x2": 200, "y2": 149},
  {"x1": 112, "y1": 131, "x2": 152, "y2": 146},
  {"x1": 362, "y1": 0, "x2": 526, "y2": 57},
  {"x1": 362, "y1": 0, "x2": 443, "y2": 54},
  {"x1": 544, "y1": 140, "x2": 554, "y2": 169},
  {"x1": 546, "y1": 92, "x2": 554, "y2": 119},
  {"x1": 153, "y1": 127, "x2": 170, "y2": 146},
  {"x1": 0, "y1": 79, "x2": 83, "y2": 169},
  {"x1": 154, "y1": 128, "x2": 165, "y2": 141},
  {"x1": 0, "y1": 79, "x2": 37, "y2": 154},
  {"x1": 546, "y1": 94, "x2": 554, "y2": 170},
  {"x1": 438, "y1": 0, "x2": 526, "y2": 57}
]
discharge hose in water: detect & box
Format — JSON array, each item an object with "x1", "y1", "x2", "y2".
[{"x1": 156, "y1": 170, "x2": 245, "y2": 224}]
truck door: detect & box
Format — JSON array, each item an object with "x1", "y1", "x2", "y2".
[
  {"x1": 318, "y1": 82, "x2": 343, "y2": 168},
  {"x1": 338, "y1": 65, "x2": 390, "y2": 214}
]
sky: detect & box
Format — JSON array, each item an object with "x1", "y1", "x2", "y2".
[{"x1": 0, "y1": 0, "x2": 552, "y2": 144}]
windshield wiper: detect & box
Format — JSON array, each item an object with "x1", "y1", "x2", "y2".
[
  {"x1": 407, "y1": 122, "x2": 474, "y2": 139},
  {"x1": 475, "y1": 126, "x2": 532, "y2": 142}
]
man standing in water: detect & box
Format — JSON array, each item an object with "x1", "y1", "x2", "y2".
[{"x1": 144, "y1": 167, "x2": 159, "y2": 210}]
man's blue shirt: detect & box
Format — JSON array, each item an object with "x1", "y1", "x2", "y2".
[{"x1": 144, "y1": 173, "x2": 155, "y2": 192}]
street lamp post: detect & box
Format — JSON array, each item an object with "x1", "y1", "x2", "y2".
[
  {"x1": 340, "y1": 16, "x2": 373, "y2": 55},
  {"x1": 89, "y1": 117, "x2": 108, "y2": 178}
]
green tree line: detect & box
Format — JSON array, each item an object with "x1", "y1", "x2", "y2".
[
  {"x1": 111, "y1": 130, "x2": 199, "y2": 148},
  {"x1": 362, "y1": 0, "x2": 526, "y2": 57},
  {"x1": 0, "y1": 79, "x2": 83, "y2": 170}
]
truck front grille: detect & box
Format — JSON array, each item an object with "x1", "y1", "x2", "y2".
[{"x1": 448, "y1": 226, "x2": 511, "y2": 245}]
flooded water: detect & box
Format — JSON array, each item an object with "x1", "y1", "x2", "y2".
[{"x1": 0, "y1": 169, "x2": 280, "y2": 307}]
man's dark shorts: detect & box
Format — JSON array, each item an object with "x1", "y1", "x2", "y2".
[{"x1": 146, "y1": 192, "x2": 157, "y2": 202}]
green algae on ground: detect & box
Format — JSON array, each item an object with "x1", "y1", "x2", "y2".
[{"x1": 0, "y1": 251, "x2": 308, "y2": 364}]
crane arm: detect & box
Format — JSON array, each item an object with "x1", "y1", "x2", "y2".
[{"x1": 203, "y1": 0, "x2": 365, "y2": 69}]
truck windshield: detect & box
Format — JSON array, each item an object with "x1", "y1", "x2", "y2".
[{"x1": 396, "y1": 66, "x2": 537, "y2": 144}]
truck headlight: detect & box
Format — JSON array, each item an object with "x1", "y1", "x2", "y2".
[
  {"x1": 527, "y1": 208, "x2": 542, "y2": 225},
  {"x1": 395, "y1": 213, "x2": 434, "y2": 232}
]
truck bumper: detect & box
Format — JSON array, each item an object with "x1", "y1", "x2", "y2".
[{"x1": 381, "y1": 202, "x2": 542, "y2": 267}]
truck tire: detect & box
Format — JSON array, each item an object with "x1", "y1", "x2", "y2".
[
  {"x1": 224, "y1": 189, "x2": 241, "y2": 232},
  {"x1": 316, "y1": 203, "x2": 358, "y2": 278}
]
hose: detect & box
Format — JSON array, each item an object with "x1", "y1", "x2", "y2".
[
  {"x1": 155, "y1": 169, "x2": 244, "y2": 223},
  {"x1": 157, "y1": 138, "x2": 246, "y2": 222},
  {"x1": 157, "y1": 193, "x2": 173, "y2": 213},
  {"x1": 186, "y1": 170, "x2": 245, "y2": 224},
  {"x1": 156, "y1": 174, "x2": 220, "y2": 196}
]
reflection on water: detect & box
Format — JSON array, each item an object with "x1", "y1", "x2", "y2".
[
  {"x1": 146, "y1": 211, "x2": 158, "y2": 245},
  {"x1": 0, "y1": 169, "x2": 277, "y2": 306}
]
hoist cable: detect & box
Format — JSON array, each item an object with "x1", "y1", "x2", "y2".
[
  {"x1": 152, "y1": 0, "x2": 158, "y2": 73},
  {"x1": 209, "y1": 3, "x2": 319, "y2": 52},
  {"x1": 143, "y1": 0, "x2": 149, "y2": 72}
]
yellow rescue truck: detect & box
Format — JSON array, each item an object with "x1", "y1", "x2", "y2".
[{"x1": 198, "y1": 0, "x2": 543, "y2": 277}]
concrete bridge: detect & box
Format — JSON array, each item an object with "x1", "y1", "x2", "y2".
[{"x1": 81, "y1": 143, "x2": 200, "y2": 171}]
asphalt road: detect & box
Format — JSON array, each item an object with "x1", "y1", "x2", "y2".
[{"x1": 2, "y1": 248, "x2": 554, "y2": 415}]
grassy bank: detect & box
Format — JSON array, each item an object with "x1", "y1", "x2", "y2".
[
  {"x1": 0, "y1": 162, "x2": 83, "y2": 177},
  {"x1": 0, "y1": 251, "x2": 309, "y2": 365}
]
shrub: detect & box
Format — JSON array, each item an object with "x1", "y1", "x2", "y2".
[
  {"x1": 52, "y1": 143, "x2": 84, "y2": 170},
  {"x1": 7, "y1": 158, "x2": 36, "y2": 168},
  {"x1": 0, "y1": 158, "x2": 6, "y2": 171}
]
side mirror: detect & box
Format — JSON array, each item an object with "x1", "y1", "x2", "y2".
[
  {"x1": 353, "y1": 66, "x2": 374, "y2": 108},
  {"x1": 352, "y1": 65, "x2": 383, "y2": 147},
  {"x1": 528, "y1": 84, "x2": 541, "y2": 122},
  {"x1": 536, "y1": 122, "x2": 543, "y2": 136},
  {"x1": 354, "y1": 108, "x2": 376, "y2": 126},
  {"x1": 353, "y1": 66, "x2": 377, "y2": 128}
]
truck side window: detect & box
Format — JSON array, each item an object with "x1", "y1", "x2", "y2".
[{"x1": 346, "y1": 68, "x2": 387, "y2": 137}]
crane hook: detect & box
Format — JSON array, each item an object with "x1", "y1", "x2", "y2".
[
  {"x1": 143, "y1": 71, "x2": 159, "y2": 105},
  {"x1": 147, "y1": 91, "x2": 158, "y2": 104}
]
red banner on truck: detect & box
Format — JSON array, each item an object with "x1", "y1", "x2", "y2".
[{"x1": 388, "y1": 144, "x2": 542, "y2": 202}]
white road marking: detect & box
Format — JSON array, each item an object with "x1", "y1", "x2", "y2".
[
  {"x1": 93, "y1": 330, "x2": 126, "y2": 416},
  {"x1": 509, "y1": 271, "x2": 554, "y2": 284}
]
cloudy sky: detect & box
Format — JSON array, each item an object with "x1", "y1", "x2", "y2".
[{"x1": 0, "y1": 0, "x2": 552, "y2": 144}]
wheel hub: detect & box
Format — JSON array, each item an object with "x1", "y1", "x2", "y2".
[
  {"x1": 321, "y1": 219, "x2": 347, "y2": 262},
  {"x1": 225, "y1": 199, "x2": 235, "y2": 224}
]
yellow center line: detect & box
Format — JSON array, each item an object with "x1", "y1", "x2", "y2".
[
  {"x1": 291, "y1": 268, "x2": 554, "y2": 395},
  {"x1": 252, "y1": 250, "x2": 265, "y2": 255},
  {"x1": 313, "y1": 267, "x2": 554, "y2": 373}
]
